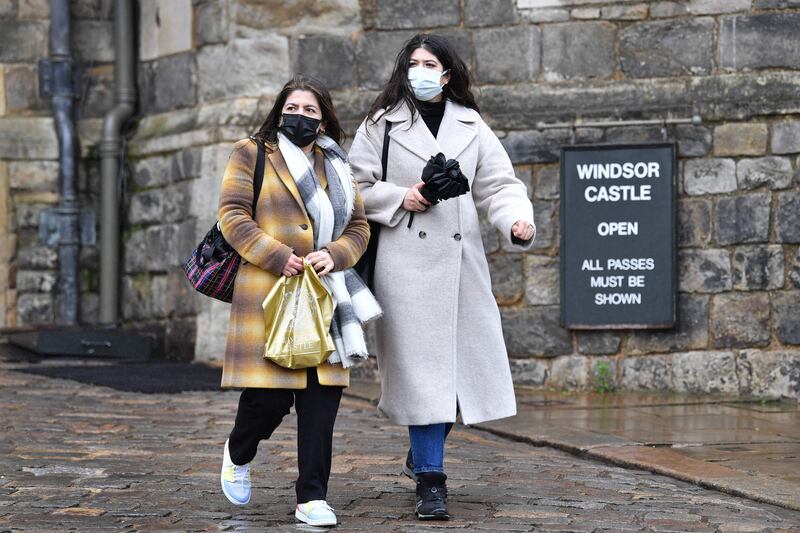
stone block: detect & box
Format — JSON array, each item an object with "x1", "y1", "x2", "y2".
[
  {"x1": 675, "y1": 125, "x2": 712, "y2": 157},
  {"x1": 605, "y1": 125, "x2": 664, "y2": 144},
  {"x1": 719, "y1": 14, "x2": 800, "y2": 70},
  {"x1": 474, "y1": 27, "x2": 539, "y2": 84},
  {"x1": 775, "y1": 191, "x2": 800, "y2": 243},
  {"x1": 576, "y1": 331, "x2": 621, "y2": 355},
  {"x1": 793, "y1": 248, "x2": 800, "y2": 289},
  {"x1": 195, "y1": 0, "x2": 227, "y2": 46},
  {"x1": 772, "y1": 121, "x2": 800, "y2": 155},
  {"x1": 672, "y1": 351, "x2": 738, "y2": 394},
  {"x1": 689, "y1": 0, "x2": 750, "y2": 13},
  {"x1": 678, "y1": 249, "x2": 731, "y2": 293},
  {"x1": 590, "y1": 358, "x2": 618, "y2": 391},
  {"x1": 601, "y1": 4, "x2": 647, "y2": 20},
  {"x1": 139, "y1": 52, "x2": 197, "y2": 114},
  {"x1": 628, "y1": 294, "x2": 709, "y2": 354},
  {"x1": 122, "y1": 275, "x2": 150, "y2": 320},
  {"x1": 542, "y1": 22, "x2": 616, "y2": 81},
  {"x1": 488, "y1": 253, "x2": 524, "y2": 305},
  {"x1": 79, "y1": 292, "x2": 99, "y2": 325},
  {"x1": 571, "y1": 7, "x2": 600, "y2": 19},
  {"x1": 509, "y1": 358, "x2": 549, "y2": 387},
  {"x1": 0, "y1": 21, "x2": 48, "y2": 62},
  {"x1": 194, "y1": 296, "x2": 231, "y2": 361},
  {"x1": 0, "y1": 0, "x2": 15, "y2": 16},
  {"x1": 355, "y1": 30, "x2": 416, "y2": 90},
  {"x1": 621, "y1": 18, "x2": 713, "y2": 78},
  {"x1": 683, "y1": 158, "x2": 736, "y2": 195},
  {"x1": 0, "y1": 65, "x2": 5, "y2": 116},
  {"x1": 755, "y1": 0, "x2": 800, "y2": 6},
  {"x1": 465, "y1": 0, "x2": 518, "y2": 27},
  {"x1": 129, "y1": 181, "x2": 192, "y2": 225},
  {"x1": 293, "y1": 35, "x2": 355, "y2": 90},
  {"x1": 197, "y1": 37, "x2": 290, "y2": 102},
  {"x1": 520, "y1": 7, "x2": 569, "y2": 23},
  {"x1": 773, "y1": 291, "x2": 800, "y2": 345},
  {"x1": 17, "y1": 0, "x2": 50, "y2": 19},
  {"x1": 8, "y1": 161, "x2": 58, "y2": 192},
  {"x1": 550, "y1": 356, "x2": 588, "y2": 390},
  {"x1": 480, "y1": 216, "x2": 500, "y2": 254},
  {"x1": 500, "y1": 306, "x2": 572, "y2": 357},
  {"x1": 714, "y1": 123, "x2": 767, "y2": 156},
  {"x1": 164, "y1": 268, "x2": 197, "y2": 317},
  {"x1": 501, "y1": 128, "x2": 600, "y2": 165},
  {"x1": 677, "y1": 198, "x2": 712, "y2": 248},
  {"x1": 165, "y1": 318, "x2": 197, "y2": 361},
  {"x1": 17, "y1": 245, "x2": 57, "y2": 269},
  {"x1": 732, "y1": 245, "x2": 785, "y2": 291},
  {"x1": 231, "y1": 0, "x2": 359, "y2": 36},
  {"x1": 79, "y1": 65, "x2": 114, "y2": 119},
  {"x1": 5, "y1": 65, "x2": 43, "y2": 112},
  {"x1": 714, "y1": 193, "x2": 771, "y2": 245},
  {"x1": 72, "y1": 20, "x2": 113, "y2": 62},
  {"x1": 0, "y1": 118, "x2": 58, "y2": 159},
  {"x1": 534, "y1": 165, "x2": 559, "y2": 200},
  {"x1": 531, "y1": 200, "x2": 555, "y2": 252},
  {"x1": 16, "y1": 293, "x2": 54, "y2": 325},
  {"x1": 525, "y1": 254, "x2": 559, "y2": 305},
  {"x1": 737, "y1": 350, "x2": 800, "y2": 399},
  {"x1": 737, "y1": 157, "x2": 793, "y2": 190},
  {"x1": 513, "y1": 165, "x2": 532, "y2": 193},
  {"x1": 139, "y1": 0, "x2": 193, "y2": 61},
  {"x1": 375, "y1": 0, "x2": 460, "y2": 29},
  {"x1": 711, "y1": 292, "x2": 771, "y2": 349},
  {"x1": 620, "y1": 355, "x2": 670, "y2": 391},
  {"x1": 650, "y1": 2, "x2": 689, "y2": 17},
  {"x1": 15, "y1": 270, "x2": 56, "y2": 293}
]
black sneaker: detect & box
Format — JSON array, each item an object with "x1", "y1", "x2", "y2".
[
  {"x1": 402, "y1": 448, "x2": 417, "y2": 482},
  {"x1": 415, "y1": 472, "x2": 449, "y2": 520}
]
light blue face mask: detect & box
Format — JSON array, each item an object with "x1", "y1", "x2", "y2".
[{"x1": 408, "y1": 66, "x2": 448, "y2": 102}]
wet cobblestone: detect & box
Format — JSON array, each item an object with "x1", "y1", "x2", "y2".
[{"x1": 1, "y1": 360, "x2": 800, "y2": 532}]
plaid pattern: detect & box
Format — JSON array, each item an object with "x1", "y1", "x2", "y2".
[
  {"x1": 182, "y1": 229, "x2": 241, "y2": 303},
  {"x1": 218, "y1": 138, "x2": 369, "y2": 389}
]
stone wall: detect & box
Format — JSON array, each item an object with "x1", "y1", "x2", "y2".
[{"x1": 1, "y1": 0, "x2": 798, "y2": 397}]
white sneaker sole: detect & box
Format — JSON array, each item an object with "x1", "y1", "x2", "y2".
[
  {"x1": 295, "y1": 509, "x2": 337, "y2": 527},
  {"x1": 220, "y1": 474, "x2": 250, "y2": 506}
]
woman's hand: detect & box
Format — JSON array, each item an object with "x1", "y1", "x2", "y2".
[
  {"x1": 306, "y1": 249, "x2": 335, "y2": 276},
  {"x1": 403, "y1": 182, "x2": 430, "y2": 212},
  {"x1": 282, "y1": 253, "x2": 304, "y2": 277},
  {"x1": 512, "y1": 220, "x2": 535, "y2": 241}
]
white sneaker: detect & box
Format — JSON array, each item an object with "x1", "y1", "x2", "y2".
[
  {"x1": 295, "y1": 500, "x2": 337, "y2": 527},
  {"x1": 220, "y1": 439, "x2": 251, "y2": 505}
]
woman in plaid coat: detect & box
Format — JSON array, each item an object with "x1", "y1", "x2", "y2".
[{"x1": 217, "y1": 75, "x2": 369, "y2": 527}]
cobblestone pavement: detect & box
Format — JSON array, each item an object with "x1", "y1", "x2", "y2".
[{"x1": 1, "y1": 363, "x2": 800, "y2": 532}]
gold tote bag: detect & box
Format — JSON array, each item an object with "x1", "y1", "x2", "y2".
[{"x1": 262, "y1": 260, "x2": 335, "y2": 369}]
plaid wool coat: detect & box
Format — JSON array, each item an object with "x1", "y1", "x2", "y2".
[{"x1": 218, "y1": 138, "x2": 369, "y2": 389}]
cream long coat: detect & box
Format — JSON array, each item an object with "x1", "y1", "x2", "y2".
[{"x1": 348, "y1": 100, "x2": 535, "y2": 426}]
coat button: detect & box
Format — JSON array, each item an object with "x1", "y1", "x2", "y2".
[
  {"x1": 418, "y1": 231, "x2": 427, "y2": 239},
  {"x1": 453, "y1": 233, "x2": 462, "y2": 241},
  {"x1": 300, "y1": 224, "x2": 309, "y2": 230}
]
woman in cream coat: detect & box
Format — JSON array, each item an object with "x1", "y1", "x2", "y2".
[{"x1": 348, "y1": 34, "x2": 535, "y2": 520}]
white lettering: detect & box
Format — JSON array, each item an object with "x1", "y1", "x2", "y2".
[
  {"x1": 594, "y1": 292, "x2": 643, "y2": 305},
  {"x1": 597, "y1": 221, "x2": 639, "y2": 236}
]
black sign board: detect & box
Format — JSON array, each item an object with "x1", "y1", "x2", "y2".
[{"x1": 559, "y1": 143, "x2": 676, "y2": 329}]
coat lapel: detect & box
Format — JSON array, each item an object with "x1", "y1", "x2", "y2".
[
  {"x1": 385, "y1": 101, "x2": 478, "y2": 163},
  {"x1": 268, "y1": 148, "x2": 307, "y2": 216},
  {"x1": 438, "y1": 100, "x2": 478, "y2": 161}
]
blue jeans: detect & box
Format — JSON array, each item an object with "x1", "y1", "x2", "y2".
[{"x1": 408, "y1": 423, "x2": 454, "y2": 474}]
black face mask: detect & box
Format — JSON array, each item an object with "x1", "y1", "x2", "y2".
[{"x1": 279, "y1": 113, "x2": 321, "y2": 147}]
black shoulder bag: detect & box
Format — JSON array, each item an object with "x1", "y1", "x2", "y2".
[{"x1": 354, "y1": 121, "x2": 392, "y2": 291}]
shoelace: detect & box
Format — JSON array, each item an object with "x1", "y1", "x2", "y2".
[
  {"x1": 229, "y1": 464, "x2": 250, "y2": 485},
  {"x1": 306, "y1": 500, "x2": 335, "y2": 513},
  {"x1": 421, "y1": 485, "x2": 447, "y2": 504}
]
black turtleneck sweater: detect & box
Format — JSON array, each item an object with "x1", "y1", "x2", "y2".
[{"x1": 416, "y1": 99, "x2": 446, "y2": 138}]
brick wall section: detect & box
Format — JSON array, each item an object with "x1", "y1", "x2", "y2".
[{"x1": 0, "y1": 0, "x2": 798, "y2": 396}]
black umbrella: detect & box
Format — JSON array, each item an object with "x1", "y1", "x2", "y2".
[{"x1": 420, "y1": 152, "x2": 470, "y2": 205}]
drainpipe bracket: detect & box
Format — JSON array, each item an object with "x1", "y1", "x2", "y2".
[
  {"x1": 38, "y1": 58, "x2": 81, "y2": 99},
  {"x1": 39, "y1": 207, "x2": 96, "y2": 247}
]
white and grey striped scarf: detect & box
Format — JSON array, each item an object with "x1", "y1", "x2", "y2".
[{"x1": 277, "y1": 132, "x2": 382, "y2": 368}]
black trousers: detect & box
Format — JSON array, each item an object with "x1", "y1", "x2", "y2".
[{"x1": 228, "y1": 368, "x2": 343, "y2": 503}]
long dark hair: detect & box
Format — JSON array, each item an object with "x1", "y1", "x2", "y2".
[
  {"x1": 253, "y1": 75, "x2": 344, "y2": 149},
  {"x1": 368, "y1": 33, "x2": 479, "y2": 122}
]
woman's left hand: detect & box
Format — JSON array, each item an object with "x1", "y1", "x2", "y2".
[
  {"x1": 512, "y1": 220, "x2": 535, "y2": 241},
  {"x1": 306, "y1": 249, "x2": 335, "y2": 276}
]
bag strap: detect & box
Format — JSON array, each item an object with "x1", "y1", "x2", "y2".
[
  {"x1": 252, "y1": 141, "x2": 265, "y2": 214},
  {"x1": 380, "y1": 121, "x2": 392, "y2": 182}
]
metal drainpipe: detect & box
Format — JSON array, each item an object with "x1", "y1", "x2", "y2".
[
  {"x1": 48, "y1": 0, "x2": 80, "y2": 325},
  {"x1": 99, "y1": 0, "x2": 136, "y2": 325}
]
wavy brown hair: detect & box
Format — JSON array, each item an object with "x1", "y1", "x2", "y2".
[
  {"x1": 252, "y1": 75, "x2": 343, "y2": 150},
  {"x1": 369, "y1": 33, "x2": 480, "y2": 122}
]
